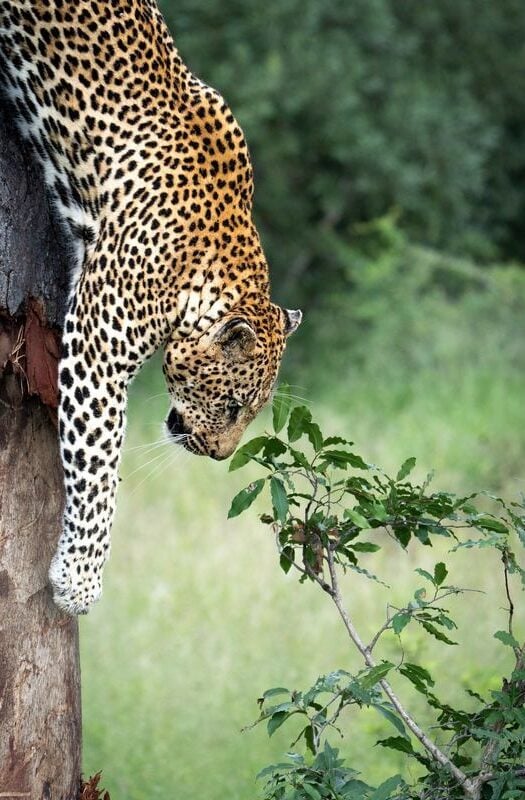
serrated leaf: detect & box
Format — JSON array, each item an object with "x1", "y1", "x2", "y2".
[
  {"x1": 360, "y1": 661, "x2": 394, "y2": 690},
  {"x1": 273, "y1": 385, "x2": 293, "y2": 433},
  {"x1": 376, "y1": 736, "x2": 414, "y2": 755},
  {"x1": 374, "y1": 705, "x2": 408, "y2": 738},
  {"x1": 392, "y1": 612, "x2": 411, "y2": 635},
  {"x1": 323, "y1": 450, "x2": 368, "y2": 470},
  {"x1": 348, "y1": 563, "x2": 390, "y2": 587},
  {"x1": 473, "y1": 517, "x2": 509, "y2": 534},
  {"x1": 420, "y1": 620, "x2": 457, "y2": 645},
  {"x1": 262, "y1": 437, "x2": 288, "y2": 459},
  {"x1": 399, "y1": 663, "x2": 435, "y2": 694},
  {"x1": 369, "y1": 775, "x2": 404, "y2": 800},
  {"x1": 271, "y1": 477, "x2": 289, "y2": 523},
  {"x1": 494, "y1": 630, "x2": 520, "y2": 649},
  {"x1": 306, "y1": 422, "x2": 323, "y2": 451},
  {"x1": 289, "y1": 448, "x2": 310, "y2": 468},
  {"x1": 256, "y1": 763, "x2": 295, "y2": 780},
  {"x1": 323, "y1": 436, "x2": 351, "y2": 446},
  {"x1": 267, "y1": 710, "x2": 289, "y2": 736},
  {"x1": 396, "y1": 457, "x2": 416, "y2": 482},
  {"x1": 228, "y1": 437, "x2": 267, "y2": 471},
  {"x1": 434, "y1": 562, "x2": 448, "y2": 586},
  {"x1": 287, "y1": 406, "x2": 312, "y2": 442},
  {"x1": 227, "y1": 479, "x2": 265, "y2": 518}
]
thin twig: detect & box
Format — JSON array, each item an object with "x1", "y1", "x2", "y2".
[
  {"x1": 323, "y1": 546, "x2": 476, "y2": 797},
  {"x1": 366, "y1": 588, "x2": 474, "y2": 653},
  {"x1": 502, "y1": 551, "x2": 515, "y2": 645}
]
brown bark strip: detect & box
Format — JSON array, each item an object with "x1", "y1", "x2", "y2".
[
  {"x1": 24, "y1": 299, "x2": 60, "y2": 410},
  {"x1": 0, "y1": 103, "x2": 82, "y2": 798},
  {"x1": 0, "y1": 395, "x2": 81, "y2": 799}
]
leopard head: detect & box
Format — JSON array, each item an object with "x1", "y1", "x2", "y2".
[{"x1": 162, "y1": 303, "x2": 302, "y2": 459}]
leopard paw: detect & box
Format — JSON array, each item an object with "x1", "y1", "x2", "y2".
[{"x1": 48, "y1": 549, "x2": 104, "y2": 615}]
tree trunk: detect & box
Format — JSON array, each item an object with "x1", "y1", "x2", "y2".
[{"x1": 0, "y1": 107, "x2": 81, "y2": 798}]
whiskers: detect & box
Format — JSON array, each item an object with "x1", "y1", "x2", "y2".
[
  {"x1": 274, "y1": 383, "x2": 313, "y2": 406},
  {"x1": 123, "y1": 431, "x2": 190, "y2": 495}
]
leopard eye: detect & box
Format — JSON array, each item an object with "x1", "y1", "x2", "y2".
[{"x1": 226, "y1": 398, "x2": 243, "y2": 422}]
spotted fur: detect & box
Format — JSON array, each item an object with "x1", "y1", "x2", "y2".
[{"x1": 0, "y1": 0, "x2": 301, "y2": 614}]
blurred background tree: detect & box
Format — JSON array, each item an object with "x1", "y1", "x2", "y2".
[{"x1": 162, "y1": 0, "x2": 525, "y2": 309}]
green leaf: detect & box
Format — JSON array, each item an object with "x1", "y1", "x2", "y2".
[
  {"x1": 415, "y1": 568, "x2": 434, "y2": 585},
  {"x1": 271, "y1": 477, "x2": 289, "y2": 523},
  {"x1": 399, "y1": 663, "x2": 435, "y2": 694},
  {"x1": 303, "y1": 725, "x2": 316, "y2": 755},
  {"x1": 290, "y1": 448, "x2": 310, "y2": 468},
  {"x1": 302, "y1": 783, "x2": 322, "y2": 800},
  {"x1": 473, "y1": 517, "x2": 509, "y2": 534},
  {"x1": 360, "y1": 661, "x2": 394, "y2": 690},
  {"x1": 229, "y1": 437, "x2": 267, "y2": 471},
  {"x1": 494, "y1": 630, "x2": 520, "y2": 650},
  {"x1": 262, "y1": 437, "x2": 288, "y2": 459},
  {"x1": 323, "y1": 450, "x2": 368, "y2": 470},
  {"x1": 420, "y1": 620, "x2": 457, "y2": 645},
  {"x1": 392, "y1": 612, "x2": 411, "y2": 635},
  {"x1": 396, "y1": 457, "x2": 416, "y2": 482},
  {"x1": 273, "y1": 385, "x2": 293, "y2": 433},
  {"x1": 280, "y1": 546, "x2": 295, "y2": 574},
  {"x1": 393, "y1": 526, "x2": 411, "y2": 547},
  {"x1": 369, "y1": 775, "x2": 404, "y2": 800},
  {"x1": 350, "y1": 542, "x2": 380, "y2": 553},
  {"x1": 287, "y1": 406, "x2": 312, "y2": 443},
  {"x1": 227, "y1": 479, "x2": 265, "y2": 518},
  {"x1": 306, "y1": 422, "x2": 323, "y2": 452},
  {"x1": 434, "y1": 562, "x2": 448, "y2": 586},
  {"x1": 262, "y1": 687, "x2": 290, "y2": 701},
  {"x1": 267, "y1": 710, "x2": 289, "y2": 736},
  {"x1": 374, "y1": 705, "x2": 408, "y2": 738},
  {"x1": 376, "y1": 736, "x2": 414, "y2": 755},
  {"x1": 344, "y1": 508, "x2": 370, "y2": 529},
  {"x1": 323, "y1": 436, "x2": 350, "y2": 446}
]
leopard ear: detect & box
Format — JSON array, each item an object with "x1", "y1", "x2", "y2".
[
  {"x1": 214, "y1": 317, "x2": 257, "y2": 360},
  {"x1": 283, "y1": 308, "x2": 302, "y2": 336}
]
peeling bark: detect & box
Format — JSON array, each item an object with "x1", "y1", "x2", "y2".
[{"x1": 0, "y1": 106, "x2": 81, "y2": 797}]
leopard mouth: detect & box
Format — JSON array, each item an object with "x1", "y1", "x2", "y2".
[
  {"x1": 165, "y1": 409, "x2": 231, "y2": 460},
  {"x1": 166, "y1": 407, "x2": 187, "y2": 438},
  {"x1": 165, "y1": 410, "x2": 206, "y2": 457}
]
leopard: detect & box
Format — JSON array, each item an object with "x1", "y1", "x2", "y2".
[{"x1": 0, "y1": 0, "x2": 301, "y2": 615}]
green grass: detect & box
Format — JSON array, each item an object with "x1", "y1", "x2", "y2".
[{"x1": 81, "y1": 344, "x2": 524, "y2": 798}]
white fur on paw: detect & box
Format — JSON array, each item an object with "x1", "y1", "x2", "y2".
[{"x1": 49, "y1": 551, "x2": 103, "y2": 615}]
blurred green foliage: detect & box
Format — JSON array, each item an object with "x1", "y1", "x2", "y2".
[
  {"x1": 161, "y1": 0, "x2": 525, "y2": 306},
  {"x1": 305, "y1": 213, "x2": 525, "y2": 382}
]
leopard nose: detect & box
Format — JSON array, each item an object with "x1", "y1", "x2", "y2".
[
  {"x1": 166, "y1": 408, "x2": 187, "y2": 437},
  {"x1": 210, "y1": 441, "x2": 237, "y2": 461}
]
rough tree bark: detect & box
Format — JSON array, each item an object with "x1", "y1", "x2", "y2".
[{"x1": 0, "y1": 105, "x2": 82, "y2": 798}]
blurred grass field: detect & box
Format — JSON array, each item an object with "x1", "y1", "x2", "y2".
[{"x1": 80, "y1": 244, "x2": 525, "y2": 798}]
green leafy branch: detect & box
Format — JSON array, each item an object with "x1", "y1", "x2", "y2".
[{"x1": 228, "y1": 387, "x2": 525, "y2": 800}]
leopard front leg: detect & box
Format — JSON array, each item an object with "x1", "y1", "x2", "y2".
[{"x1": 50, "y1": 281, "x2": 152, "y2": 615}]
